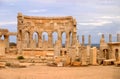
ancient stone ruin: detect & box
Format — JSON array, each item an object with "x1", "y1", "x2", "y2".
[{"x1": 0, "y1": 13, "x2": 120, "y2": 67}]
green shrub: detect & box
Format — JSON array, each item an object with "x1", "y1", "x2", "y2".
[{"x1": 17, "y1": 56, "x2": 24, "y2": 60}]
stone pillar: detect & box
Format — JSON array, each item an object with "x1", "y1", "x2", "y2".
[
  {"x1": 72, "y1": 32, "x2": 77, "y2": 46},
  {"x1": 0, "y1": 40, "x2": 5, "y2": 55},
  {"x1": 17, "y1": 13, "x2": 24, "y2": 54},
  {"x1": 22, "y1": 31, "x2": 27, "y2": 48},
  {"x1": 66, "y1": 32, "x2": 70, "y2": 48},
  {"x1": 90, "y1": 47, "x2": 98, "y2": 65},
  {"x1": 109, "y1": 34, "x2": 112, "y2": 42},
  {"x1": 29, "y1": 33, "x2": 34, "y2": 48},
  {"x1": 58, "y1": 32, "x2": 62, "y2": 47},
  {"x1": 4, "y1": 35, "x2": 9, "y2": 53},
  {"x1": 87, "y1": 45, "x2": 90, "y2": 57},
  {"x1": 102, "y1": 34, "x2": 104, "y2": 38},
  {"x1": 82, "y1": 35, "x2": 84, "y2": 46},
  {"x1": 81, "y1": 48, "x2": 88, "y2": 66},
  {"x1": 117, "y1": 34, "x2": 120, "y2": 42},
  {"x1": 88, "y1": 35, "x2": 91, "y2": 46},
  {"x1": 17, "y1": 31, "x2": 22, "y2": 54},
  {"x1": 48, "y1": 32, "x2": 52, "y2": 48},
  {"x1": 38, "y1": 32, "x2": 42, "y2": 48}
]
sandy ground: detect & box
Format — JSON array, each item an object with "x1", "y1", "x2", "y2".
[{"x1": 0, "y1": 64, "x2": 120, "y2": 79}]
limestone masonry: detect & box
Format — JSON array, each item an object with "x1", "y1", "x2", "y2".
[{"x1": 0, "y1": 13, "x2": 120, "y2": 67}]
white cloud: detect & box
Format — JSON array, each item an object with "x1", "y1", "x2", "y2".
[
  {"x1": 0, "y1": 21, "x2": 17, "y2": 26},
  {"x1": 98, "y1": 32, "x2": 103, "y2": 36},
  {"x1": 78, "y1": 21, "x2": 112, "y2": 26},
  {"x1": 99, "y1": 16, "x2": 120, "y2": 19},
  {"x1": 28, "y1": 9, "x2": 47, "y2": 13}
]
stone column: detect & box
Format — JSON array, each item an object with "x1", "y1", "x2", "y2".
[
  {"x1": 88, "y1": 35, "x2": 91, "y2": 46},
  {"x1": 29, "y1": 32, "x2": 34, "y2": 48},
  {"x1": 22, "y1": 31, "x2": 27, "y2": 48},
  {"x1": 66, "y1": 32, "x2": 70, "y2": 48},
  {"x1": 17, "y1": 30, "x2": 22, "y2": 54},
  {"x1": 48, "y1": 32, "x2": 52, "y2": 48},
  {"x1": 4, "y1": 35, "x2": 9, "y2": 53},
  {"x1": 109, "y1": 34, "x2": 112, "y2": 42},
  {"x1": 102, "y1": 34, "x2": 104, "y2": 38},
  {"x1": 17, "y1": 13, "x2": 24, "y2": 54},
  {"x1": 90, "y1": 47, "x2": 98, "y2": 65},
  {"x1": 72, "y1": 32, "x2": 77, "y2": 46},
  {"x1": 58, "y1": 32, "x2": 62, "y2": 47},
  {"x1": 0, "y1": 40, "x2": 5, "y2": 55},
  {"x1": 117, "y1": 34, "x2": 120, "y2": 42},
  {"x1": 81, "y1": 48, "x2": 88, "y2": 66},
  {"x1": 38, "y1": 32, "x2": 42, "y2": 48},
  {"x1": 82, "y1": 35, "x2": 84, "y2": 46},
  {"x1": 87, "y1": 45, "x2": 90, "y2": 57}
]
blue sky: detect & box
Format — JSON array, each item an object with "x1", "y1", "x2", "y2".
[{"x1": 0, "y1": 0, "x2": 120, "y2": 43}]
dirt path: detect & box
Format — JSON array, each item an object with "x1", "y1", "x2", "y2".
[{"x1": 0, "y1": 64, "x2": 120, "y2": 79}]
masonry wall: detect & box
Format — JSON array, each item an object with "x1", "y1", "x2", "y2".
[{"x1": 17, "y1": 13, "x2": 77, "y2": 54}]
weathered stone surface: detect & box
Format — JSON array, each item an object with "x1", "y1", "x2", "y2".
[
  {"x1": 90, "y1": 47, "x2": 98, "y2": 65},
  {"x1": 81, "y1": 47, "x2": 88, "y2": 66},
  {"x1": 103, "y1": 59, "x2": 115, "y2": 66},
  {"x1": 0, "y1": 62, "x2": 5, "y2": 68},
  {"x1": 72, "y1": 61, "x2": 81, "y2": 66},
  {"x1": 17, "y1": 13, "x2": 77, "y2": 54}
]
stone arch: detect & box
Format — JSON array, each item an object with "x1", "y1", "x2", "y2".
[
  {"x1": 103, "y1": 49, "x2": 109, "y2": 59},
  {"x1": 42, "y1": 32, "x2": 48, "y2": 42},
  {"x1": 33, "y1": 32, "x2": 39, "y2": 48},
  {"x1": 52, "y1": 31, "x2": 58, "y2": 46},
  {"x1": 62, "y1": 32, "x2": 66, "y2": 48},
  {"x1": 115, "y1": 49, "x2": 119, "y2": 61},
  {"x1": 69, "y1": 31, "x2": 72, "y2": 46}
]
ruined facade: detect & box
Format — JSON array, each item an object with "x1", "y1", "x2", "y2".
[
  {"x1": 0, "y1": 29, "x2": 9, "y2": 55},
  {"x1": 0, "y1": 13, "x2": 120, "y2": 66},
  {"x1": 17, "y1": 13, "x2": 77, "y2": 56},
  {"x1": 99, "y1": 34, "x2": 120, "y2": 65}
]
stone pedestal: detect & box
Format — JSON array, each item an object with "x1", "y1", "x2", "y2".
[
  {"x1": 81, "y1": 48, "x2": 87, "y2": 66},
  {"x1": 90, "y1": 47, "x2": 98, "y2": 65}
]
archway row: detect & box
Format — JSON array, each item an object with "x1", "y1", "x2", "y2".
[{"x1": 24, "y1": 31, "x2": 73, "y2": 48}]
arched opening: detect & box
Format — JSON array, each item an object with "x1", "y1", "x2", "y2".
[
  {"x1": 33, "y1": 32, "x2": 39, "y2": 48},
  {"x1": 64, "y1": 51, "x2": 67, "y2": 55},
  {"x1": 42, "y1": 32, "x2": 48, "y2": 42},
  {"x1": 69, "y1": 32, "x2": 72, "y2": 46},
  {"x1": 60, "y1": 50, "x2": 62, "y2": 56},
  {"x1": 52, "y1": 32, "x2": 58, "y2": 47},
  {"x1": 62, "y1": 32, "x2": 66, "y2": 48},
  {"x1": 103, "y1": 49, "x2": 109, "y2": 59},
  {"x1": 9, "y1": 36, "x2": 17, "y2": 47},
  {"x1": 115, "y1": 49, "x2": 119, "y2": 61},
  {"x1": 25, "y1": 32, "x2": 30, "y2": 48},
  {"x1": 0, "y1": 35, "x2": 5, "y2": 40}
]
